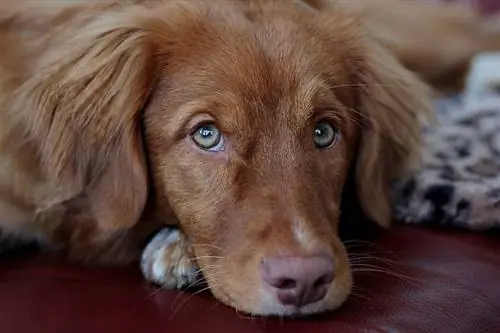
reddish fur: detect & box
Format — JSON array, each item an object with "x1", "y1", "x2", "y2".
[{"x1": 0, "y1": 0, "x2": 497, "y2": 315}]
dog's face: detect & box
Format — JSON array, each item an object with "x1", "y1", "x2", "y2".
[
  {"x1": 145, "y1": 5, "x2": 359, "y2": 315},
  {"x1": 24, "y1": 0, "x2": 430, "y2": 317},
  {"x1": 141, "y1": 1, "x2": 429, "y2": 316}
]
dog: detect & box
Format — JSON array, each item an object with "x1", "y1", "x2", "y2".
[{"x1": 0, "y1": 0, "x2": 497, "y2": 317}]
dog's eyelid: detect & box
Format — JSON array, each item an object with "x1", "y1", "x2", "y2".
[
  {"x1": 187, "y1": 118, "x2": 216, "y2": 136},
  {"x1": 312, "y1": 108, "x2": 342, "y2": 126},
  {"x1": 172, "y1": 111, "x2": 220, "y2": 141}
]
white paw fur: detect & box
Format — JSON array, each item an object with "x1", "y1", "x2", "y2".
[{"x1": 140, "y1": 228, "x2": 200, "y2": 289}]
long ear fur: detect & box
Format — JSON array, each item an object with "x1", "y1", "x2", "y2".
[
  {"x1": 10, "y1": 7, "x2": 156, "y2": 232},
  {"x1": 355, "y1": 40, "x2": 433, "y2": 228},
  {"x1": 300, "y1": 0, "x2": 434, "y2": 228}
]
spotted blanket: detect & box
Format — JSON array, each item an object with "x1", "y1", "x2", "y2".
[{"x1": 393, "y1": 53, "x2": 500, "y2": 230}]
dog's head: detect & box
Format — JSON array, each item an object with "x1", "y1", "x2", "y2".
[{"x1": 20, "y1": 0, "x2": 431, "y2": 316}]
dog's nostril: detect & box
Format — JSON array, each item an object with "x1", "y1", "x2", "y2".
[
  {"x1": 277, "y1": 278, "x2": 297, "y2": 290},
  {"x1": 313, "y1": 274, "x2": 333, "y2": 288}
]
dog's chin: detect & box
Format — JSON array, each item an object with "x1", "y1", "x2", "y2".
[{"x1": 205, "y1": 271, "x2": 353, "y2": 318}]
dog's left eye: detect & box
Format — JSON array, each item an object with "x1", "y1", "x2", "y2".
[
  {"x1": 313, "y1": 121, "x2": 339, "y2": 149},
  {"x1": 192, "y1": 123, "x2": 225, "y2": 151}
]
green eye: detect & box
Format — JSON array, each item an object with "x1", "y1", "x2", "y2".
[
  {"x1": 192, "y1": 123, "x2": 224, "y2": 151},
  {"x1": 313, "y1": 121, "x2": 339, "y2": 149}
]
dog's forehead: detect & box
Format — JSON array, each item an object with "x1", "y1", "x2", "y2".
[{"x1": 165, "y1": 11, "x2": 358, "y2": 122}]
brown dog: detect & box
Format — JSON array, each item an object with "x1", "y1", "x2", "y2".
[{"x1": 0, "y1": 0, "x2": 496, "y2": 317}]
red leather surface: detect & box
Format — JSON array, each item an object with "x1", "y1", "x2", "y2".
[{"x1": 1, "y1": 226, "x2": 499, "y2": 333}]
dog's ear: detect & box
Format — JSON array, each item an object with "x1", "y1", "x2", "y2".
[
  {"x1": 355, "y1": 40, "x2": 433, "y2": 229},
  {"x1": 12, "y1": 8, "x2": 158, "y2": 232}
]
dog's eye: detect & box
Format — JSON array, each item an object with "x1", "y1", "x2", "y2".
[
  {"x1": 192, "y1": 123, "x2": 224, "y2": 151},
  {"x1": 313, "y1": 121, "x2": 339, "y2": 149}
]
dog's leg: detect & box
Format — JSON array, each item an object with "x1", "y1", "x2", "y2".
[{"x1": 140, "y1": 228, "x2": 200, "y2": 289}]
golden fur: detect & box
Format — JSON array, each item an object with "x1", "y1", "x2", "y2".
[{"x1": 0, "y1": 0, "x2": 497, "y2": 316}]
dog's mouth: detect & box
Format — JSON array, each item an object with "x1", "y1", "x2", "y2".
[{"x1": 185, "y1": 279, "x2": 339, "y2": 317}]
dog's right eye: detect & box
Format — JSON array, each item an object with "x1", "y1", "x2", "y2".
[
  {"x1": 313, "y1": 121, "x2": 339, "y2": 149},
  {"x1": 191, "y1": 123, "x2": 225, "y2": 151}
]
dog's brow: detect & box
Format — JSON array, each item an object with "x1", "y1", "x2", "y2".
[
  {"x1": 293, "y1": 79, "x2": 342, "y2": 124},
  {"x1": 168, "y1": 100, "x2": 214, "y2": 139}
]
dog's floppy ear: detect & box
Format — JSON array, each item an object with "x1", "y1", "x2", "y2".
[
  {"x1": 12, "y1": 8, "x2": 158, "y2": 232},
  {"x1": 355, "y1": 40, "x2": 433, "y2": 228}
]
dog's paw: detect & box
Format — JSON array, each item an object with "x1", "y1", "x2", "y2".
[{"x1": 140, "y1": 228, "x2": 200, "y2": 289}]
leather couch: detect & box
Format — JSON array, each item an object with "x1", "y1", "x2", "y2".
[{"x1": 1, "y1": 224, "x2": 500, "y2": 333}]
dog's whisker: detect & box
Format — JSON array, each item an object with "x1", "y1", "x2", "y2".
[
  {"x1": 168, "y1": 277, "x2": 209, "y2": 307},
  {"x1": 344, "y1": 105, "x2": 370, "y2": 120},
  {"x1": 348, "y1": 252, "x2": 416, "y2": 273},
  {"x1": 349, "y1": 259, "x2": 404, "y2": 270},
  {"x1": 348, "y1": 257, "x2": 395, "y2": 266},
  {"x1": 343, "y1": 239, "x2": 379, "y2": 246},
  {"x1": 169, "y1": 271, "x2": 227, "y2": 312},
  {"x1": 345, "y1": 240, "x2": 398, "y2": 253},
  {"x1": 183, "y1": 255, "x2": 225, "y2": 263},
  {"x1": 193, "y1": 264, "x2": 228, "y2": 283},
  {"x1": 351, "y1": 266, "x2": 412, "y2": 279},
  {"x1": 343, "y1": 105, "x2": 400, "y2": 139},
  {"x1": 141, "y1": 286, "x2": 164, "y2": 303},
  {"x1": 169, "y1": 286, "x2": 214, "y2": 319},
  {"x1": 351, "y1": 265, "x2": 421, "y2": 287},
  {"x1": 191, "y1": 243, "x2": 228, "y2": 253},
  {"x1": 191, "y1": 265, "x2": 221, "y2": 279},
  {"x1": 233, "y1": 306, "x2": 257, "y2": 321},
  {"x1": 167, "y1": 264, "x2": 227, "y2": 306},
  {"x1": 349, "y1": 288, "x2": 372, "y2": 302},
  {"x1": 170, "y1": 281, "x2": 202, "y2": 307},
  {"x1": 347, "y1": 248, "x2": 398, "y2": 255},
  {"x1": 341, "y1": 111, "x2": 368, "y2": 128},
  {"x1": 330, "y1": 83, "x2": 395, "y2": 89},
  {"x1": 348, "y1": 250, "x2": 397, "y2": 257},
  {"x1": 183, "y1": 275, "x2": 208, "y2": 290},
  {"x1": 348, "y1": 254, "x2": 402, "y2": 266},
  {"x1": 344, "y1": 111, "x2": 368, "y2": 124},
  {"x1": 352, "y1": 269, "x2": 419, "y2": 287}
]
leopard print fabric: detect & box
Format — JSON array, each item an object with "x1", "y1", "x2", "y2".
[{"x1": 393, "y1": 92, "x2": 500, "y2": 230}]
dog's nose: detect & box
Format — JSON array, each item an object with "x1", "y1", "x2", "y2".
[{"x1": 260, "y1": 255, "x2": 334, "y2": 307}]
